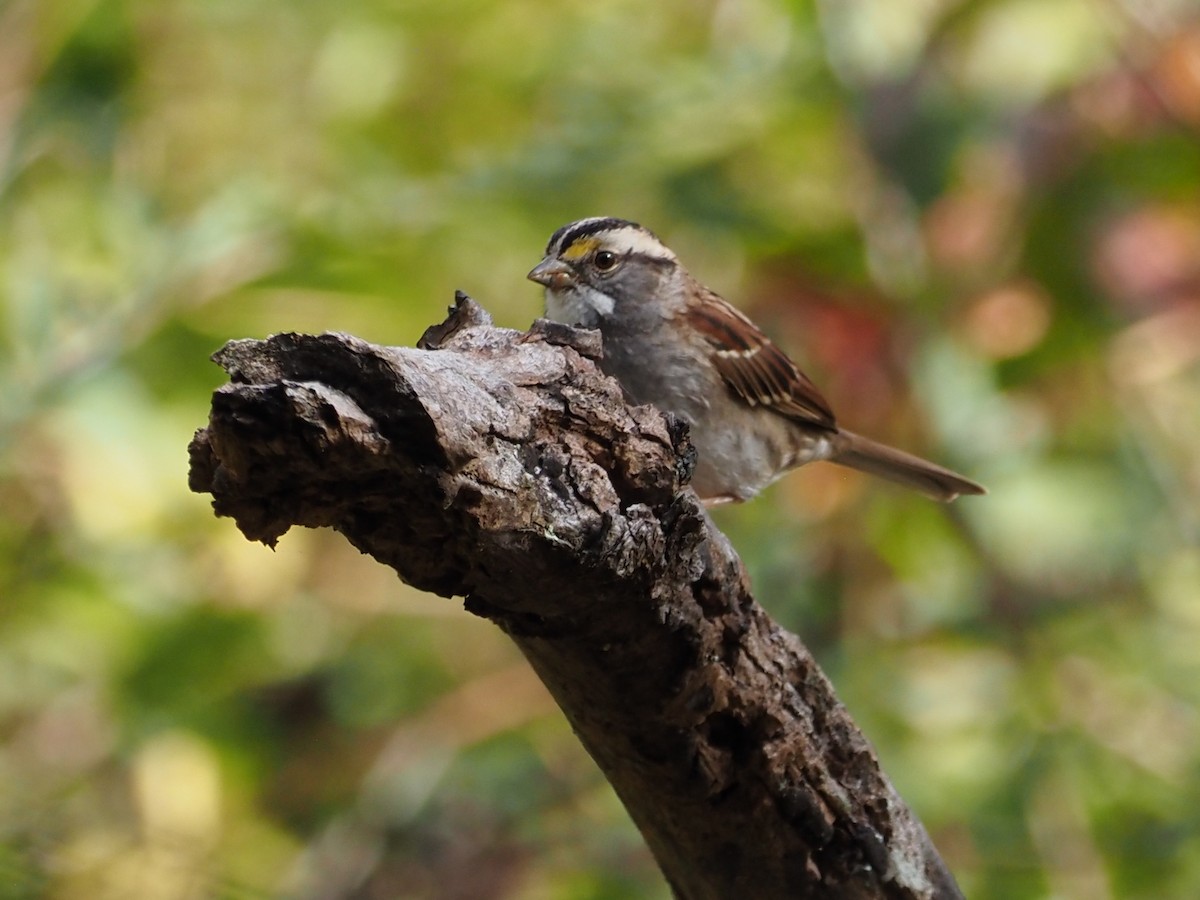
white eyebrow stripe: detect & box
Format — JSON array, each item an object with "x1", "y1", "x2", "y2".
[{"x1": 602, "y1": 226, "x2": 677, "y2": 261}]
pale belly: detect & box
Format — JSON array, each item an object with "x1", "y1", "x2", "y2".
[{"x1": 598, "y1": 330, "x2": 835, "y2": 502}]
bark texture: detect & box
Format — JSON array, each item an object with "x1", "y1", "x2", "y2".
[{"x1": 188, "y1": 294, "x2": 963, "y2": 900}]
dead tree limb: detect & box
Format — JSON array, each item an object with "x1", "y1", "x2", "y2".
[{"x1": 187, "y1": 294, "x2": 963, "y2": 900}]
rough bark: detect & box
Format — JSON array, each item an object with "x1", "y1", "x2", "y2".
[{"x1": 187, "y1": 294, "x2": 963, "y2": 900}]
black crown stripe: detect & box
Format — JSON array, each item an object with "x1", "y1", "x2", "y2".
[{"x1": 549, "y1": 217, "x2": 646, "y2": 255}]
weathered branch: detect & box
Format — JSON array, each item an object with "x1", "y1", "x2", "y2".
[{"x1": 188, "y1": 294, "x2": 963, "y2": 900}]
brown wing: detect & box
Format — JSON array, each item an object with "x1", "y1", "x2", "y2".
[{"x1": 685, "y1": 286, "x2": 837, "y2": 430}]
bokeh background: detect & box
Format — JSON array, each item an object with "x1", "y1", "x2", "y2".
[{"x1": 3, "y1": 0, "x2": 1199, "y2": 897}]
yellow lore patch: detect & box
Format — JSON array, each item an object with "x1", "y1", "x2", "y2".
[{"x1": 561, "y1": 238, "x2": 599, "y2": 260}]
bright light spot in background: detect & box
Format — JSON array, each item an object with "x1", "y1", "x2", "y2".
[
  {"x1": 954, "y1": 0, "x2": 1112, "y2": 107},
  {"x1": 311, "y1": 23, "x2": 407, "y2": 120},
  {"x1": 963, "y1": 280, "x2": 1052, "y2": 360}
]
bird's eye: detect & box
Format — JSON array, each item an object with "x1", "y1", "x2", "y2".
[{"x1": 593, "y1": 250, "x2": 619, "y2": 272}]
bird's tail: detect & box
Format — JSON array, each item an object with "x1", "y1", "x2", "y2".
[{"x1": 831, "y1": 430, "x2": 986, "y2": 502}]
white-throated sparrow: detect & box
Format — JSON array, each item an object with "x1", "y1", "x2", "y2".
[{"x1": 528, "y1": 217, "x2": 985, "y2": 505}]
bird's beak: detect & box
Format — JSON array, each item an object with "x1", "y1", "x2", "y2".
[{"x1": 527, "y1": 257, "x2": 576, "y2": 290}]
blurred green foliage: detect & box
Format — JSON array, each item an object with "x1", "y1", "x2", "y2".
[{"x1": 2, "y1": 0, "x2": 1199, "y2": 897}]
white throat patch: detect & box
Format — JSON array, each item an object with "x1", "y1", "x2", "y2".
[{"x1": 544, "y1": 283, "x2": 615, "y2": 324}]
